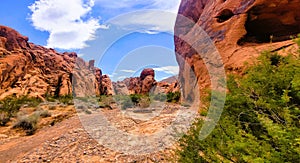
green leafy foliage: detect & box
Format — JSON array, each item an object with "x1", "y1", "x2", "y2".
[
  {"x1": 130, "y1": 94, "x2": 142, "y2": 105},
  {"x1": 167, "y1": 91, "x2": 181, "y2": 103},
  {"x1": 152, "y1": 93, "x2": 167, "y2": 102},
  {"x1": 120, "y1": 94, "x2": 151, "y2": 109},
  {"x1": 57, "y1": 95, "x2": 73, "y2": 105},
  {"x1": 0, "y1": 96, "x2": 42, "y2": 126},
  {"x1": 121, "y1": 96, "x2": 134, "y2": 110},
  {"x1": 98, "y1": 95, "x2": 114, "y2": 109},
  {"x1": 177, "y1": 44, "x2": 300, "y2": 162}
]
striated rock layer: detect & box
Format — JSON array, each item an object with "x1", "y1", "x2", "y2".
[
  {"x1": 0, "y1": 25, "x2": 113, "y2": 100},
  {"x1": 175, "y1": 0, "x2": 300, "y2": 101}
]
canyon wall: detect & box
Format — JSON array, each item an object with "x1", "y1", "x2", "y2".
[
  {"x1": 175, "y1": 0, "x2": 300, "y2": 101},
  {"x1": 0, "y1": 25, "x2": 113, "y2": 100}
]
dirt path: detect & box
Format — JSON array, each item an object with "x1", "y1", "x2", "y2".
[
  {"x1": 0, "y1": 116, "x2": 81, "y2": 162},
  {"x1": 0, "y1": 104, "x2": 191, "y2": 162}
]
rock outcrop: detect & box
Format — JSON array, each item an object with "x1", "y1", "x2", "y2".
[
  {"x1": 100, "y1": 75, "x2": 114, "y2": 95},
  {"x1": 113, "y1": 68, "x2": 156, "y2": 95},
  {"x1": 0, "y1": 25, "x2": 112, "y2": 100},
  {"x1": 113, "y1": 68, "x2": 180, "y2": 95},
  {"x1": 175, "y1": 0, "x2": 300, "y2": 101},
  {"x1": 154, "y1": 81, "x2": 180, "y2": 95}
]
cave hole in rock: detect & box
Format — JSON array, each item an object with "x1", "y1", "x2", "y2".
[
  {"x1": 238, "y1": 5, "x2": 300, "y2": 45},
  {"x1": 216, "y1": 9, "x2": 234, "y2": 23}
]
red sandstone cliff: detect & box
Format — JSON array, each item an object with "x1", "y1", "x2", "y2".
[
  {"x1": 175, "y1": 0, "x2": 300, "y2": 101},
  {"x1": 0, "y1": 25, "x2": 112, "y2": 100}
]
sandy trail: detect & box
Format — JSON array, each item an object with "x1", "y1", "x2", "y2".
[
  {"x1": 0, "y1": 105, "x2": 189, "y2": 162},
  {"x1": 0, "y1": 116, "x2": 81, "y2": 162}
]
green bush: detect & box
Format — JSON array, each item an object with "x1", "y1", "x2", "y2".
[
  {"x1": 130, "y1": 94, "x2": 142, "y2": 105},
  {"x1": 0, "y1": 96, "x2": 42, "y2": 126},
  {"x1": 99, "y1": 95, "x2": 114, "y2": 109},
  {"x1": 57, "y1": 95, "x2": 73, "y2": 105},
  {"x1": 176, "y1": 44, "x2": 300, "y2": 162},
  {"x1": 13, "y1": 114, "x2": 39, "y2": 135},
  {"x1": 167, "y1": 91, "x2": 181, "y2": 103},
  {"x1": 121, "y1": 97, "x2": 134, "y2": 110},
  {"x1": 199, "y1": 110, "x2": 208, "y2": 116},
  {"x1": 152, "y1": 93, "x2": 167, "y2": 102},
  {"x1": 45, "y1": 96, "x2": 56, "y2": 102},
  {"x1": 138, "y1": 96, "x2": 151, "y2": 108}
]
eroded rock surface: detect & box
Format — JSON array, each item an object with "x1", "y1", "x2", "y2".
[
  {"x1": 0, "y1": 25, "x2": 112, "y2": 100},
  {"x1": 175, "y1": 0, "x2": 300, "y2": 101},
  {"x1": 113, "y1": 68, "x2": 180, "y2": 95}
]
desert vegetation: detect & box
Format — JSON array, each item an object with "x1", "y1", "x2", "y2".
[
  {"x1": 0, "y1": 96, "x2": 42, "y2": 126},
  {"x1": 0, "y1": 95, "x2": 74, "y2": 135},
  {"x1": 107, "y1": 91, "x2": 181, "y2": 110},
  {"x1": 176, "y1": 36, "x2": 300, "y2": 162}
]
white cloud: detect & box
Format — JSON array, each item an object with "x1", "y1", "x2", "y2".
[
  {"x1": 96, "y1": 0, "x2": 181, "y2": 33},
  {"x1": 117, "y1": 76, "x2": 127, "y2": 80},
  {"x1": 28, "y1": 0, "x2": 107, "y2": 50},
  {"x1": 120, "y1": 69, "x2": 136, "y2": 73},
  {"x1": 77, "y1": 53, "x2": 85, "y2": 57},
  {"x1": 28, "y1": 0, "x2": 181, "y2": 49},
  {"x1": 151, "y1": 0, "x2": 181, "y2": 12},
  {"x1": 107, "y1": 72, "x2": 117, "y2": 78},
  {"x1": 109, "y1": 10, "x2": 179, "y2": 34},
  {"x1": 154, "y1": 66, "x2": 179, "y2": 75},
  {"x1": 95, "y1": 0, "x2": 180, "y2": 12}
]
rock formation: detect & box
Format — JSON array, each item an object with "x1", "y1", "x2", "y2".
[
  {"x1": 0, "y1": 25, "x2": 112, "y2": 100},
  {"x1": 154, "y1": 81, "x2": 180, "y2": 94},
  {"x1": 175, "y1": 0, "x2": 300, "y2": 101},
  {"x1": 113, "y1": 68, "x2": 180, "y2": 95},
  {"x1": 100, "y1": 75, "x2": 114, "y2": 95}
]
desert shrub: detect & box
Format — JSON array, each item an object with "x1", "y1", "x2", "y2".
[
  {"x1": 121, "y1": 97, "x2": 134, "y2": 110},
  {"x1": 0, "y1": 112, "x2": 10, "y2": 126},
  {"x1": 45, "y1": 96, "x2": 56, "y2": 102},
  {"x1": 138, "y1": 96, "x2": 151, "y2": 108},
  {"x1": 176, "y1": 47, "x2": 300, "y2": 162},
  {"x1": 75, "y1": 96, "x2": 90, "y2": 102},
  {"x1": 57, "y1": 95, "x2": 73, "y2": 105},
  {"x1": 166, "y1": 91, "x2": 181, "y2": 103},
  {"x1": 117, "y1": 94, "x2": 146, "y2": 109},
  {"x1": 130, "y1": 94, "x2": 142, "y2": 105},
  {"x1": 152, "y1": 93, "x2": 167, "y2": 102},
  {"x1": 130, "y1": 94, "x2": 152, "y2": 108},
  {"x1": 199, "y1": 110, "x2": 208, "y2": 116},
  {"x1": 13, "y1": 114, "x2": 39, "y2": 135},
  {"x1": 99, "y1": 95, "x2": 114, "y2": 108},
  {"x1": 0, "y1": 96, "x2": 42, "y2": 125},
  {"x1": 36, "y1": 110, "x2": 51, "y2": 118}
]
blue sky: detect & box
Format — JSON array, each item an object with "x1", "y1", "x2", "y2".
[{"x1": 0, "y1": 0, "x2": 181, "y2": 81}]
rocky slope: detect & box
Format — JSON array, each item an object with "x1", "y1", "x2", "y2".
[
  {"x1": 0, "y1": 25, "x2": 113, "y2": 100},
  {"x1": 113, "y1": 68, "x2": 180, "y2": 95},
  {"x1": 175, "y1": 0, "x2": 300, "y2": 100}
]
